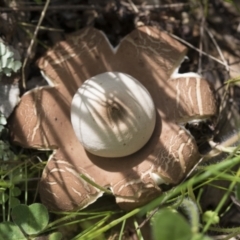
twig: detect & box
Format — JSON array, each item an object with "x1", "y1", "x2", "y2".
[
  {"x1": 0, "y1": 2, "x2": 191, "y2": 12},
  {"x1": 167, "y1": 32, "x2": 230, "y2": 68},
  {"x1": 127, "y1": 0, "x2": 139, "y2": 14},
  {"x1": 0, "y1": 5, "x2": 102, "y2": 12},
  {"x1": 122, "y1": 2, "x2": 191, "y2": 10},
  {"x1": 137, "y1": 206, "x2": 160, "y2": 229},
  {"x1": 198, "y1": 2, "x2": 205, "y2": 74},
  {"x1": 79, "y1": 174, "x2": 112, "y2": 195},
  {"x1": 21, "y1": 0, "x2": 51, "y2": 90},
  {"x1": 205, "y1": 27, "x2": 230, "y2": 73},
  {"x1": 19, "y1": 22, "x2": 64, "y2": 32}
]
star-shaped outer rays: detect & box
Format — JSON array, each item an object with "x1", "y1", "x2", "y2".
[{"x1": 8, "y1": 26, "x2": 217, "y2": 211}]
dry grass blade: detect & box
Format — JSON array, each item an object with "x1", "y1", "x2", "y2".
[
  {"x1": 205, "y1": 27, "x2": 230, "y2": 73},
  {"x1": 21, "y1": 0, "x2": 51, "y2": 90},
  {"x1": 168, "y1": 32, "x2": 233, "y2": 69},
  {"x1": 0, "y1": 5, "x2": 102, "y2": 12}
]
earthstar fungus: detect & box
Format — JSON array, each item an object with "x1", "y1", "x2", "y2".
[{"x1": 8, "y1": 26, "x2": 217, "y2": 211}]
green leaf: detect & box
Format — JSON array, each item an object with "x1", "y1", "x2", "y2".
[
  {"x1": 0, "y1": 113, "x2": 7, "y2": 125},
  {"x1": 191, "y1": 233, "x2": 213, "y2": 240},
  {"x1": 0, "y1": 124, "x2": 4, "y2": 132},
  {"x1": 0, "y1": 222, "x2": 26, "y2": 240},
  {"x1": 48, "y1": 232, "x2": 63, "y2": 240},
  {"x1": 12, "y1": 167, "x2": 26, "y2": 182},
  {"x1": 0, "y1": 42, "x2": 7, "y2": 56},
  {"x1": 4, "y1": 49, "x2": 13, "y2": 59},
  {"x1": 0, "y1": 41, "x2": 21, "y2": 77},
  {"x1": 12, "y1": 187, "x2": 21, "y2": 197},
  {"x1": 12, "y1": 60, "x2": 22, "y2": 72},
  {"x1": 5, "y1": 58, "x2": 14, "y2": 68},
  {"x1": 9, "y1": 197, "x2": 20, "y2": 208},
  {"x1": 3, "y1": 68, "x2": 13, "y2": 76},
  {"x1": 12, "y1": 203, "x2": 49, "y2": 235},
  {"x1": 1, "y1": 55, "x2": 8, "y2": 68},
  {"x1": 0, "y1": 140, "x2": 15, "y2": 161},
  {"x1": 151, "y1": 208, "x2": 192, "y2": 240},
  {"x1": 235, "y1": 182, "x2": 240, "y2": 200}
]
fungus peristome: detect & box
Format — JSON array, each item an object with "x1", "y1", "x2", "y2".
[
  {"x1": 8, "y1": 26, "x2": 217, "y2": 211},
  {"x1": 71, "y1": 72, "x2": 156, "y2": 158}
]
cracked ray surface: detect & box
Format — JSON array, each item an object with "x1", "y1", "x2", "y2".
[{"x1": 8, "y1": 26, "x2": 217, "y2": 211}]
